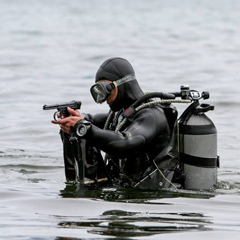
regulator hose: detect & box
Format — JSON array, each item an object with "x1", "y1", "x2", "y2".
[{"x1": 131, "y1": 92, "x2": 175, "y2": 109}]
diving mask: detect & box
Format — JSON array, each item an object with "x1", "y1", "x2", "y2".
[{"x1": 90, "y1": 75, "x2": 136, "y2": 104}]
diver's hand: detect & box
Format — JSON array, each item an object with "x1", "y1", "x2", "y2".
[
  {"x1": 56, "y1": 107, "x2": 81, "y2": 119},
  {"x1": 52, "y1": 107, "x2": 83, "y2": 134}
]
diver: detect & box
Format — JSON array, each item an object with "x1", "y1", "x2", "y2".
[{"x1": 52, "y1": 57, "x2": 181, "y2": 189}]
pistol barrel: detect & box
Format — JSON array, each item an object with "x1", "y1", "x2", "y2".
[{"x1": 43, "y1": 100, "x2": 81, "y2": 111}]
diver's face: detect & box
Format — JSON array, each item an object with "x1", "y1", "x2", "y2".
[{"x1": 97, "y1": 80, "x2": 118, "y2": 106}]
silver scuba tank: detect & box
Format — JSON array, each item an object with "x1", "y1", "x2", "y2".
[{"x1": 179, "y1": 101, "x2": 218, "y2": 190}]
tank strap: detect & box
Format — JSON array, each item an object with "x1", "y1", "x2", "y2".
[
  {"x1": 179, "y1": 124, "x2": 217, "y2": 135},
  {"x1": 180, "y1": 153, "x2": 218, "y2": 167}
]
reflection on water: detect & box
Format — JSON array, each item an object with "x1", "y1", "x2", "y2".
[
  {"x1": 60, "y1": 183, "x2": 215, "y2": 202},
  {"x1": 57, "y1": 211, "x2": 211, "y2": 238},
  {"x1": 57, "y1": 184, "x2": 213, "y2": 238}
]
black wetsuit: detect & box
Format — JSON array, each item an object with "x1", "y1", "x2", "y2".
[
  {"x1": 60, "y1": 57, "x2": 180, "y2": 188},
  {"x1": 90, "y1": 105, "x2": 170, "y2": 180},
  {"x1": 61, "y1": 102, "x2": 179, "y2": 188}
]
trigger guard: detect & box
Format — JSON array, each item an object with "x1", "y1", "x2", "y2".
[{"x1": 53, "y1": 111, "x2": 58, "y2": 121}]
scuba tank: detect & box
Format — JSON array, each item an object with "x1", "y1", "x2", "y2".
[
  {"x1": 177, "y1": 86, "x2": 219, "y2": 190},
  {"x1": 120, "y1": 88, "x2": 219, "y2": 190}
]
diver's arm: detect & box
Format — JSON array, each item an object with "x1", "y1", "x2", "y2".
[
  {"x1": 81, "y1": 107, "x2": 169, "y2": 156},
  {"x1": 85, "y1": 113, "x2": 109, "y2": 129}
]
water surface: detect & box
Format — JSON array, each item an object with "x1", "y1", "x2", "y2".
[{"x1": 1, "y1": 0, "x2": 240, "y2": 239}]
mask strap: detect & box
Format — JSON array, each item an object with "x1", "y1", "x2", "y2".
[{"x1": 113, "y1": 75, "x2": 136, "y2": 88}]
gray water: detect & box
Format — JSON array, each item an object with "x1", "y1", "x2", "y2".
[{"x1": 1, "y1": 0, "x2": 240, "y2": 239}]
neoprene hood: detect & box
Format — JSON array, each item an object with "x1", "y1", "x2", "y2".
[{"x1": 95, "y1": 57, "x2": 144, "y2": 112}]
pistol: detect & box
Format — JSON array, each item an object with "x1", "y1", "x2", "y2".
[{"x1": 43, "y1": 100, "x2": 81, "y2": 120}]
